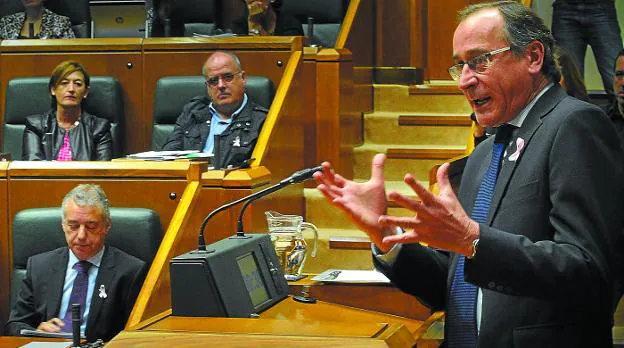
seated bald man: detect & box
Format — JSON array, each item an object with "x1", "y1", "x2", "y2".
[
  {"x1": 161, "y1": 51, "x2": 268, "y2": 169},
  {"x1": 4, "y1": 184, "x2": 147, "y2": 342}
]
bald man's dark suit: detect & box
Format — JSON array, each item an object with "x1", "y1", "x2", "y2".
[
  {"x1": 5, "y1": 246, "x2": 146, "y2": 342},
  {"x1": 375, "y1": 85, "x2": 624, "y2": 347}
]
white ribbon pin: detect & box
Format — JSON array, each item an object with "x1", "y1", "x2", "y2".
[
  {"x1": 98, "y1": 285, "x2": 107, "y2": 299},
  {"x1": 233, "y1": 136, "x2": 241, "y2": 147},
  {"x1": 508, "y1": 137, "x2": 525, "y2": 162}
]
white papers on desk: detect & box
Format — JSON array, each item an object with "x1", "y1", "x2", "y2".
[
  {"x1": 311, "y1": 269, "x2": 391, "y2": 284},
  {"x1": 126, "y1": 150, "x2": 201, "y2": 161},
  {"x1": 20, "y1": 342, "x2": 71, "y2": 348},
  {"x1": 20, "y1": 328, "x2": 81, "y2": 339},
  {"x1": 193, "y1": 32, "x2": 237, "y2": 38}
]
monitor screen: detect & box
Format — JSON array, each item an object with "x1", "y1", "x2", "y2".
[{"x1": 237, "y1": 252, "x2": 270, "y2": 308}]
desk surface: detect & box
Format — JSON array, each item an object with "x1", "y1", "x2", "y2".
[
  {"x1": 128, "y1": 297, "x2": 422, "y2": 347},
  {"x1": 0, "y1": 336, "x2": 69, "y2": 348},
  {"x1": 108, "y1": 330, "x2": 395, "y2": 347}
]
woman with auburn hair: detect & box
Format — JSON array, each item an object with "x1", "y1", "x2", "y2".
[
  {"x1": 22, "y1": 61, "x2": 112, "y2": 161},
  {"x1": 0, "y1": 0, "x2": 75, "y2": 40}
]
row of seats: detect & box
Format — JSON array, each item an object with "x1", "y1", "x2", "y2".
[
  {"x1": 0, "y1": 0, "x2": 348, "y2": 47},
  {"x1": 2, "y1": 75, "x2": 275, "y2": 160}
]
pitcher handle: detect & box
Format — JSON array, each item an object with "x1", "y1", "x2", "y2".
[{"x1": 301, "y1": 222, "x2": 319, "y2": 257}]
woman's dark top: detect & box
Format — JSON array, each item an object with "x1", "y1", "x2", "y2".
[
  {"x1": 230, "y1": 11, "x2": 304, "y2": 36},
  {"x1": 22, "y1": 109, "x2": 113, "y2": 161}
]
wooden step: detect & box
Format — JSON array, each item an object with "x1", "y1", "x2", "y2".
[
  {"x1": 305, "y1": 186, "x2": 419, "y2": 230},
  {"x1": 374, "y1": 85, "x2": 472, "y2": 114},
  {"x1": 398, "y1": 114, "x2": 471, "y2": 126},
  {"x1": 355, "y1": 144, "x2": 465, "y2": 181},
  {"x1": 387, "y1": 148, "x2": 465, "y2": 160},
  {"x1": 297, "y1": 227, "x2": 374, "y2": 274},
  {"x1": 364, "y1": 112, "x2": 471, "y2": 146},
  {"x1": 409, "y1": 84, "x2": 463, "y2": 95}
]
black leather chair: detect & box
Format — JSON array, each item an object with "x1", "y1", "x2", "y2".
[
  {"x1": 280, "y1": 0, "x2": 348, "y2": 47},
  {"x1": 148, "y1": 0, "x2": 219, "y2": 37},
  {"x1": 45, "y1": 0, "x2": 92, "y2": 38},
  {"x1": 179, "y1": 0, "x2": 219, "y2": 37},
  {"x1": 151, "y1": 75, "x2": 275, "y2": 150},
  {"x1": 0, "y1": 0, "x2": 23, "y2": 18},
  {"x1": 10, "y1": 207, "x2": 163, "y2": 309},
  {"x1": 2, "y1": 76, "x2": 125, "y2": 159},
  {"x1": 0, "y1": 0, "x2": 92, "y2": 38}
]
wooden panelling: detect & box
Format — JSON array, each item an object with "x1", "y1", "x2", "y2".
[
  {"x1": 425, "y1": 0, "x2": 490, "y2": 81},
  {"x1": 0, "y1": 39, "x2": 144, "y2": 153},
  {"x1": 376, "y1": 0, "x2": 413, "y2": 67},
  {"x1": 304, "y1": 48, "x2": 355, "y2": 179},
  {"x1": 343, "y1": 0, "x2": 374, "y2": 114},
  {"x1": 410, "y1": 0, "x2": 427, "y2": 70},
  {"x1": 0, "y1": 162, "x2": 8, "y2": 325}
]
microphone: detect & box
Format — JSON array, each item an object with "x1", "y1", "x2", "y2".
[
  {"x1": 164, "y1": 18, "x2": 171, "y2": 37},
  {"x1": 196, "y1": 165, "x2": 322, "y2": 251},
  {"x1": 71, "y1": 303, "x2": 81, "y2": 347},
  {"x1": 235, "y1": 165, "x2": 322, "y2": 233},
  {"x1": 306, "y1": 17, "x2": 315, "y2": 46},
  {"x1": 28, "y1": 22, "x2": 34, "y2": 38}
]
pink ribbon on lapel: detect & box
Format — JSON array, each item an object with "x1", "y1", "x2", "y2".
[{"x1": 508, "y1": 137, "x2": 525, "y2": 162}]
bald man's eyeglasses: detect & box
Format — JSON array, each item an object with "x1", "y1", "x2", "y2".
[
  {"x1": 448, "y1": 46, "x2": 511, "y2": 81},
  {"x1": 205, "y1": 71, "x2": 242, "y2": 87}
]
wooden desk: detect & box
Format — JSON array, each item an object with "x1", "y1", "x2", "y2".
[
  {"x1": 122, "y1": 296, "x2": 421, "y2": 347},
  {"x1": 0, "y1": 336, "x2": 69, "y2": 348},
  {"x1": 289, "y1": 276, "x2": 432, "y2": 321},
  {"x1": 108, "y1": 330, "x2": 401, "y2": 347}
]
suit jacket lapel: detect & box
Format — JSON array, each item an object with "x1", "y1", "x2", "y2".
[
  {"x1": 487, "y1": 85, "x2": 568, "y2": 224},
  {"x1": 47, "y1": 248, "x2": 69, "y2": 318},
  {"x1": 86, "y1": 247, "x2": 115, "y2": 332}
]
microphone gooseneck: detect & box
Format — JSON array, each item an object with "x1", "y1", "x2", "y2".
[{"x1": 197, "y1": 165, "x2": 322, "y2": 251}]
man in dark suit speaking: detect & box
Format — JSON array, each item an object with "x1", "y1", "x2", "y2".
[
  {"x1": 314, "y1": 1, "x2": 623, "y2": 347},
  {"x1": 4, "y1": 184, "x2": 146, "y2": 342}
]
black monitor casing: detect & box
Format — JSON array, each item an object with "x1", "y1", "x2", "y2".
[{"x1": 170, "y1": 233, "x2": 288, "y2": 317}]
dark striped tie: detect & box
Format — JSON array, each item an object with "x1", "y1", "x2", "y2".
[
  {"x1": 62, "y1": 261, "x2": 92, "y2": 333},
  {"x1": 446, "y1": 128, "x2": 509, "y2": 347}
]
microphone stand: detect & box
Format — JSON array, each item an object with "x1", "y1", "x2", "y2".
[{"x1": 195, "y1": 166, "x2": 322, "y2": 252}]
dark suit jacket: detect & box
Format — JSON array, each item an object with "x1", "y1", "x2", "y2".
[
  {"x1": 375, "y1": 85, "x2": 624, "y2": 347},
  {"x1": 5, "y1": 246, "x2": 147, "y2": 342},
  {"x1": 22, "y1": 110, "x2": 113, "y2": 161},
  {"x1": 161, "y1": 97, "x2": 268, "y2": 169}
]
